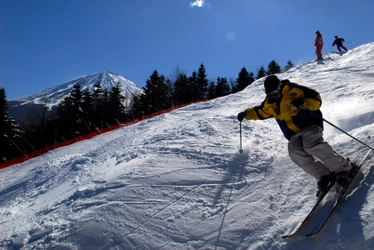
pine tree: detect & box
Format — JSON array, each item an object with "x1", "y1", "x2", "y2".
[
  {"x1": 101, "y1": 89, "x2": 111, "y2": 127},
  {"x1": 129, "y1": 94, "x2": 142, "y2": 119},
  {"x1": 140, "y1": 70, "x2": 170, "y2": 115},
  {"x1": 196, "y1": 64, "x2": 208, "y2": 100},
  {"x1": 0, "y1": 88, "x2": 22, "y2": 161},
  {"x1": 283, "y1": 60, "x2": 294, "y2": 72},
  {"x1": 215, "y1": 77, "x2": 231, "y2": 97},
  {"x1": 206, "y1": 81, "x2": 216, "y2": 100},
  {"x1": 108, "y1": 82, "x2": 126, "y2": 124},
  {"x1": 188, "y1": 71, "x2": 199, "y2": 102},
  {"x1": 172, "y1": 72, "x2": 190, "y2": 105},
  {"x1": 69, "y1": 84, "x2": 85, "y2": 133},
  {"x1": 57, "y1": 84, "x2": 84, "y2": 139},
  {"x1": 81, "y1": 88, "x2": 94, "y2": 133},
  {"x1": 256, "y1": 66, "x2": 267, "y2": 79},
  {"x1": 267, "y1": 60, "x2": 281, "y2": 75},
  {"x1": 92, "y1": 82, "x2": 108, "y2": 129},
  {"x1": 164, "y1": 78, "x2": 173, "y2": 107},
  {"x1": 20, "y1": 97, "x2": 57, "y2": 153},
  {"x1": 232, "y1": 67, "x2": 255, "y2": 93}
]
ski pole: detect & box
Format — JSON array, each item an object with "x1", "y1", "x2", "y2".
[
  {"x1": 345, "y1": 41, "x2": 354, "y2": 44},
  {"x1": 300, "y1": 105, "x2": 374, "y2": 150},
  {"x1": 320, "y1": 117, "x2": 373, "y2": 150},
  {"x1": 239, "y1": 121, "x2": 243, "y2": 153}
]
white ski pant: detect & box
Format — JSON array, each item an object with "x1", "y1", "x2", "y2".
[{"x1": 288, "y1": 127, "x2": 351, "y2": 179}]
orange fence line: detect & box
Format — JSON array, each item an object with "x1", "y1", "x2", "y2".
[{"x1": 0, "y1": 101, "x2": 203, "y2": 170}]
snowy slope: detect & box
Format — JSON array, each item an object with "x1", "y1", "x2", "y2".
[{"x1": 1, "y1": 43, "x2": 374, "y2": 250}]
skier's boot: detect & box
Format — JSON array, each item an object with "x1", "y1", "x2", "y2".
[
  {"x1": 346, "y1": 157, "x2": 359, "y2": 178},
  {"x1": 316, "y1": 171, "x2": 336, "y2": 197},
  {"x1": 336, "y1": 171, "x2": 349, "y2": 187}
]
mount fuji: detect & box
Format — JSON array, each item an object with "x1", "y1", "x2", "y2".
[{"x1": 8, "y1": 72, "x2": 143, "y2": 122}]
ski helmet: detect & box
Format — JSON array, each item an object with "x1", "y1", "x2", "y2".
[{"x1": 264, "y1": 75, "x2": 281, "y2": 96}]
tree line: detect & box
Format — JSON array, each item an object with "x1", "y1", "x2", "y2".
[{"x1": 1, "y1": 59, "x2": 294, "y2": 162}]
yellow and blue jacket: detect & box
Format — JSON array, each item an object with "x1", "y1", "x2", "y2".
[{"x1": 243, "y1": 80, "x2": 323, "y2": 140}]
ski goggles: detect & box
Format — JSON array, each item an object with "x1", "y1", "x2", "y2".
[{"x1": 266, "y1": 84, "x2": 281, "y2": 98}]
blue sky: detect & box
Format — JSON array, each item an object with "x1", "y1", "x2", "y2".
[{"x1": 1, "y1": 0, "x2": 373, "y2": 100}]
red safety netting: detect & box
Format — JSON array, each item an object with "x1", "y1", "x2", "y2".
[{"x1": 0, "y1": 101, "x2": 202, "y2": 170}]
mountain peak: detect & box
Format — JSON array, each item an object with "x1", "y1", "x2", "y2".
[{"x1": 8, "y1": 72, "x2": 143, "y2": 121}]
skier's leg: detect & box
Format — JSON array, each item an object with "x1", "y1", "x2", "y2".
[
  {"x1": 288, "y1": 132, "x2": 330, "y2": 179},
  {"x1": 301, "y1": 128, "x2": 351, "y2": 174},
  {"x1": 315, "y1": 47, "x2": 320, "y2": 59},
  {"x1": 316, "y1": 45, "x2": 323, "y2": 59}
]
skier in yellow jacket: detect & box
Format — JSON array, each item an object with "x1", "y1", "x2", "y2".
[{"x1": 237, "y1": 75, "x2": 352, "y2": 196}]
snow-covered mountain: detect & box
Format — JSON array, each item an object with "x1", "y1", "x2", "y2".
[
  {"x1": 8, "y1": 71, "x2": 143, "y2": 121},
  {"x1": 1, "y1": 43, "x2": 374, "y2": 249}
]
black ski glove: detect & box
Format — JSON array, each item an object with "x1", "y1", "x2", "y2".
[
  {"x1": 237, "y1": 112, "x2": 246, "y2": 122},
  {"x1": 291, "y1": 99, "x2": 304, "y2": 109}
]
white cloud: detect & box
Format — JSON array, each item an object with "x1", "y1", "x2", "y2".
[{"x1": 190, "y1": 0, "x2": 205, "y2": 8}]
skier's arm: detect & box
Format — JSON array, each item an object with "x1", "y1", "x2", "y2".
[
  {"x1": 243, "y1": 108, "x2": 260, "y2": 120},
  {"x1": 303, "y1": 96, "x2": 321, "y2": 111},
  {"x1": 243, "y1": 101, "x2": 273, "y2": 120},
  {"x1": 298, "y1": 85, "x2": 322, "y2": 111}
]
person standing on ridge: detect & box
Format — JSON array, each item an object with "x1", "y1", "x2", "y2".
[
  {"x1": 237, "y1": 75, "x2": 354, "y2": 197},
  {"x1": 315, "y1": 31, "x2": 323, "y2": 60},
  {"x1": 332, "y1": 36, "x2": 348, "y2": 52}
]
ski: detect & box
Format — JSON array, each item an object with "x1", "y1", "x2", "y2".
[
  {"x1": 313, "y1": 57, "x2": 332, "y2": 63},
  {"x1": 282, "y1": 183, "x2": 335, "y2": 238},
  {"x1": 282, "y1": 149, "x2": 373, "y2": 239},
  {"x1": 281, "y1": 180, "x2": 334, "y2": 239},
  {"x1": 304, "y1": 148, "x2": 373, "y2": 237}
]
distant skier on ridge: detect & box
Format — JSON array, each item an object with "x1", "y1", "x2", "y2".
[
  {"x1": 237, "y1": 75, "x2": 354, "y2": 197},
  {"x1": 315, "y1": 30, "x2": 324, "y2": 60},
  {"x1": 332, "y1": 35, "x2": 348, "y2": 52}
]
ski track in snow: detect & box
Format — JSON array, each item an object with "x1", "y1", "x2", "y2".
[{"x1": 1, "y1": 43, "x2": 374, "y2": 249}]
